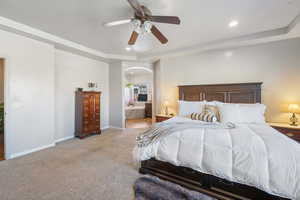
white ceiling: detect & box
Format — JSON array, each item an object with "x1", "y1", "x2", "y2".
[
  {"x1": 125, "y1": 68, "x2": 152, "y2": 76},
  {"x1": 0, "y1": 0, "x2": 300, "y2": 58}
]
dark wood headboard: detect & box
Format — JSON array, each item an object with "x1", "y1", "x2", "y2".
[{"x1": 178, "y1": 82, "x2": 262, "y2": 104}]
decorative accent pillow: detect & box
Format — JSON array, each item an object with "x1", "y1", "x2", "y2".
[{"x1": 191, "y1": 105, "x2": 220, "y2": 122}]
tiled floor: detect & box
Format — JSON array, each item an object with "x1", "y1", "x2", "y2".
[
  {"x1": 126, "y1": 118, "x2": 153, "y2": 129},
  {"x1": 0, "y1": 133, "x2": 4, "y2": 161}
]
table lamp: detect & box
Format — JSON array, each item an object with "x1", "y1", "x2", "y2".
[
  {"x1": 288, "y1": 104, "x2": 299, "y2": 126},
  {"x1": 164, "y1": 101, "x2": 169, "y2": 116}
]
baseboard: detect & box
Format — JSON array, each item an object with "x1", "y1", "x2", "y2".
[
  {"x1": 56, "y1": 128, "x2": 109, "y2": 142},
  {"x1": 101, "y1": 126, "x2": 110, "y2": 130},
  {"x1": 8, "y1": 143, "x2": 55, "y2": 160},
  {"x1": 6, "y1": 126, "x2": 124, "y2": 160},
  {"x1": 109, "y1": 126, "x2": 125, "y2": 130},
  {"x1": 55, "y1": 135, "x2": 74, "y2": 143}
]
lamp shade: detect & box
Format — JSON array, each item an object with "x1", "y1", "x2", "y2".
[
  {"x1": 288, "y1": 104, "x2": 300, "y2": 113},
  {"x1": 164, "y1": 101, "x2": 169, "y2": 106}
]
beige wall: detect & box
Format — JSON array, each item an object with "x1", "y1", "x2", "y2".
[
  {"x1": 109, "y1": 61, "x2": 125, "y2": 128},
  {"x1": 126, "y1": 73, "x2": 153, "y2": 85},
  {"x1": 0, "y1": 28, "x2": 111, "y2": 159},
  {"x1": 155, "y1": 38, "x2": 300, "y2": 123},
  {"x1": 153, "y1": 60, "x2": 162, "y2": 115},
  {"x1": 0, "y1": 29, "x2": 55, "y2": 159},
  {"x1": 0, "y1": 59, "x2": 4, "y2": 103},
  {"x1": 55, "y1": 50, "x2": 109, "y2": 141}
]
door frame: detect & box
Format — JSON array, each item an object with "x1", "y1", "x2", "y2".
[
  {"x1": 0, "y1": 57, "x2": 11, "y2": 160},
  {"x1": 123, "y1": 66, "x2": 155, "y2": 127}
]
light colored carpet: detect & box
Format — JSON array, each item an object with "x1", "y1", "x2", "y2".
[
  {"x1": 0, "y1": 128, "x2": 143, "y2": 200},
  {"x1": 126, "y1": 118, "x2": 153, "y2": 129}
]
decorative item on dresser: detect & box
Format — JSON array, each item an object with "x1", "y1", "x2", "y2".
[
  {"x1": 287, "y1": 103, "x2": 299, "y2": 126},
  {"x1": 75, "y1": 91, "x2": 101, "y2": 139},
  {"x1": 145, "y1": 102, "x2": 152, "y2": 118},
  {"x1": 269, "y1": 122, "x2": 300, "y2": 142},
  {"x1": 156, "y1": 114, "x2": 173, "y2": 123},
  {"x1": 164, "y1": 100, "x2": 169, "y2": 115}
]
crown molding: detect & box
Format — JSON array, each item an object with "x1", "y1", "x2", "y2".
[
  {"x1": 0, "y1": 16, "x2": 137, "y2": 62},
  {"x1": 1, "y1": 12, "x2": 300, "y2": 63},
  {"x1": 138, "y1": 11, "x2": 300, "y2": 61},
  {"x1": 288, "y1": 12, "x2": 300, "y2": 32}
]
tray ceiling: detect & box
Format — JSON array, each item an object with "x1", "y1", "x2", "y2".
[{"x1": 0, "y1": 0, "x2": 299, "y2": 58}]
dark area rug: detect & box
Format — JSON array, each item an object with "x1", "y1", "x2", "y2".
[{"x1": 134, "y1": 176, "x2": 216, "y2": 200}]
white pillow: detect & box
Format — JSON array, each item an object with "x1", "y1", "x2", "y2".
[
  {"x1": 178, "y1": 101, "x2": 205, "y2": 117},
  {"x1": 218, "y1": 103, "x2": 242, "y2": 123},
  {"x1": 239, "y1": 104, "x2": 266, "y2": 123},
  {"x1": 205, "y1": 101, "x2": 223, "y2": 106},
  {"x1": 217, "y1": 103, "x2": 266, "y2": 124}
]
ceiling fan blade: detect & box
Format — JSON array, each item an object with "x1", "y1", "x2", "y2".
[
  {"x1": 128, "y1": 31, "x2": 139, "y2": 45},
  {"x1": 127, "y1": 0, "x2": 144, "y2": 16},
  {"x1": 149, "y1": 16, "x2": 181, "y2": 25},
  {"x1": 151, "y1": 25, "x2": 168, "y2": 44},
  {"x1": 104, "y1": 19, "x2": 132, "y2": 27}
]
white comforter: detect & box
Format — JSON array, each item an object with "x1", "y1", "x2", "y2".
[{"x1": 135, "y1": 117, "x2": 300, "y2": 199}]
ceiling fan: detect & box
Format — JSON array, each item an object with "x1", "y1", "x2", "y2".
[{"x1": 104, "y1": 0, "x2": 181, "y2": 45}]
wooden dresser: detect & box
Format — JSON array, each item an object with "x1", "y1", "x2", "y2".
[
  {"x1": 269, "y1": 122, "x2": 300, "y2": 142},
  {"x1": 75, "y1": 91, "x2": 101, "y2": 139}
]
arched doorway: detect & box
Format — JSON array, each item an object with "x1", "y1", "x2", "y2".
[{"x1": 124, "y1": 67, "x2": 153, "y2": 128}]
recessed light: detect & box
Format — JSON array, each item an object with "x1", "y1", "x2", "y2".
[
  {"x1": 225, "y1": 51, "x2": 233, "y2": 57},
  {"x1": 229, "y1": 20, "x2": 239, "y2": 28},
  {"x1": 125, "y1": 46, "x2": 132, "y2": 51}
]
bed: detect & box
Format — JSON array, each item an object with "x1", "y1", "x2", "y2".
[{"x1": 137, "y1": 83, "x2": 298, "y2": 200}]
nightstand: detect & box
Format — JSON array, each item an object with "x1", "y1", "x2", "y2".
[
  {"x1": 156, "y1": 114, "x2": 173, "y2": 123},
  {"x1": 269, "y1": 122, "x2": 300, "y2": 143}
]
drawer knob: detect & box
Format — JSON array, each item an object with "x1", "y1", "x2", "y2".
[{"x1": 287, "y1": 133, "x2": 294, "y2": 137}]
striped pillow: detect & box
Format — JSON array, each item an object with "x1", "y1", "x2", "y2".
[{"x1": 191, "y1": 105, "x2": 220, "y2": 122}]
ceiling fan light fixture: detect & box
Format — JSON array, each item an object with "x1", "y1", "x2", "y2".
[
  {"x1": 134, "y1": 27, "x2": 142, "y2": 34},
  {"x1": 143, "y1": 21, "x2": 153, "y2": 33},
  {"x1": 132, "y1": 19, "x2": 141, "y2": 28},
  {"x1": 122, "y1": 0, "x2": 181, "y2": 45},
  {"x1": 133, "y1": 20, "x2": 152, "y2": 35},
  {"x1": 132, "y1": 19, "x2": 143, "y2": 34}
]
